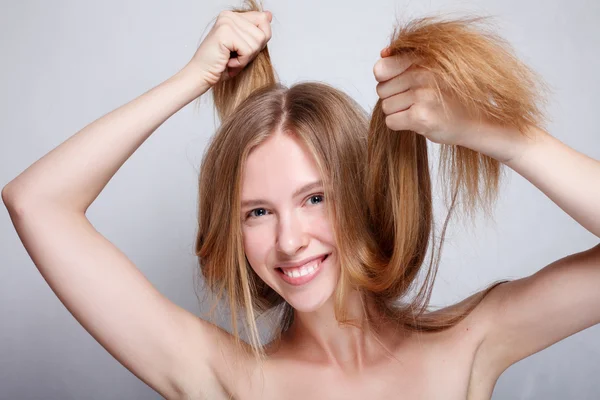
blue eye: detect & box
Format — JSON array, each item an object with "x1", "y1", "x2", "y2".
[
  {"x1": 307, "y1": 194, "x2": 324, "y2": 205},
  {"x1": 244, "y1": 193, "x2": 325, "y2": 221},
  {"x1": 247, "y1": 208, "x2": 269, "y2": 219}
]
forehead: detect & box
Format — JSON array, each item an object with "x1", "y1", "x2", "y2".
[{"x1": 241, "y1": 133, "x2": 322, "y2": 198}]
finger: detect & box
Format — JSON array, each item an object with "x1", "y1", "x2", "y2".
[
  {"x1": 376, "y1": 73, "x2": 412, "y2": 99},
  {"x1": 227, "y1": 55, "x2": 243, "y2": 69},
  {"x1": 224, "y1": 26, "x2": 254, "y2": 68},
  {"x1": 227, "y1": 66, "x2": 243, "y2": 79},
  {"x1": 385, "y1": 108, "x2": 414, "y2": 132},
  {"x1": 373, "y1": 54, "x2": 414, "y2": 83},
  {"x1": 381, "y1": 90, "x2": 415, "y2": 115},
  {"x1": 380, "y1": 47, "x2": 392, "y2": 58},
  {"x1": 237, "y1": 11, "x2": 272, "y2": 41},
  {"x1": 230, "y1": 12, "x2": 269, "y2": 50}
]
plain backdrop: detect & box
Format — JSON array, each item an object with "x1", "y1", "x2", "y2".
[{"x1": 1, "y1": 0, "x2": 599, "y2": 399}]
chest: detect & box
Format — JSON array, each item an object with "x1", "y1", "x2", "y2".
[
  {"x1": 237, "y1": 333, "x2": 497, "y2": 400},
  {"x1": 251, "y1": 362, "x2": 467, "y2": 399}
]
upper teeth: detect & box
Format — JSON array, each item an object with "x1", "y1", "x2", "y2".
[{"x1": 282, "y1": 258, "x2": 321, "y2": 278}]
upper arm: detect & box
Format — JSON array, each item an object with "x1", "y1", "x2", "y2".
[
  {"x1": 475, "y1": 244, "x2": 600, "y2": 375},
  {"x1": 4, "y1": 201, "x2": 233, "y2": 399}
]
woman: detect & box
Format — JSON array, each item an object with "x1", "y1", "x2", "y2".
[{"x1": 3, "y1": 1, "x2": 600, "y2": 399}]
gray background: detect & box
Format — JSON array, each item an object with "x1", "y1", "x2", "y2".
[{"x1": 1, "y1": 0, "x2": 599, "y2": 398}]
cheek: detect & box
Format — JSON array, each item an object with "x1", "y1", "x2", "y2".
[
  {"x1": 242, "y1": 226, "x2": 272, "y2": 272},
  {"x1": 307, "y1": 211, "x2": 336, "y2": 243}
]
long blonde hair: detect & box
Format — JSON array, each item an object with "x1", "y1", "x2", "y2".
[{"x1": 194, "y1": 1, "x2": 547, "y2": 360}]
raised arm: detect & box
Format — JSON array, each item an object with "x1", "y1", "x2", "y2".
[
  {"x1": 456, "y1": 119, "x2": 600, "y2": 376},
  {"x1": 2, "y1": 10, "x2": 272, "y2": 399},
  {"x1": 374, "y1": 44, "x2": 600, "y2": 383}
]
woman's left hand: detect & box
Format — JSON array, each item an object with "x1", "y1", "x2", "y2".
[{"x1": 373, "y1": 47, "x2": 479, "y2": 147}]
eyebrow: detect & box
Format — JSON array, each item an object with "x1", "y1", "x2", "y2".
[{"x1": 241, "y1": 180, "x2": 323, "y2": 209}]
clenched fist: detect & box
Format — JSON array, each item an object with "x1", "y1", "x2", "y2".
[{"x1": 187, "y1": 10, "x2": 273, "y2": 88}]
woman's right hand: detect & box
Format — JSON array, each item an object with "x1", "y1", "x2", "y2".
[{"x1": 186, "y1": 10, "x2": 273, "y2": 88}]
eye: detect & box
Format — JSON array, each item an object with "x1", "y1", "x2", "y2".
[
  {"x1": 246, "y1": 208, "x2": 270, "y2": 220},
  {"x1": 307, "y1": 193, "x2": 325, "y2": 205},
  {"x1": 244, "y1": 194, "x2": 325, "y2": 221}
]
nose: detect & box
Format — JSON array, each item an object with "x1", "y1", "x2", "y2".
[{"x1": 275, "y1": 209, "x2": 309, "y2": 256}]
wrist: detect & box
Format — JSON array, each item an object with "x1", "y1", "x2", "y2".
[
  {"x1": 176, "y1": 63, "x2": 213, "y2": 98},
  {"x1": 503, "y1": 125, "x2": 551, "y2": 169},
  {"x1": 458, "y1": 120, "x2": 544, "y2": 165}
]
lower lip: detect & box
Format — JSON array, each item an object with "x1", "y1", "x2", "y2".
[{"x1": 277, "y1": 254, "x2": 329, "y2": 286}]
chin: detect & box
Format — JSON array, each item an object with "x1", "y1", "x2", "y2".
[
  {"x1": 286, "y1": 287, "x2": 335, "y2": 313},
  {"x1": 279, "y1": 253, "x2": 339, "y2": 313}
]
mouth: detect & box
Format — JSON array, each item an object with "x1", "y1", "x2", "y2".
[{"x1": 276, "y1": 253, "x2": 330, "y2": 286}]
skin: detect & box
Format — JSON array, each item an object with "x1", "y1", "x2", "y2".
[
  {"x1": 241, "y1": 133, "x2": 339, "y2": 315},
  {"x1": 3, "y1": 8, "x2": 600, "y2": 400}
]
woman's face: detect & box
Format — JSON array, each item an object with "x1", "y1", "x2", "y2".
[{"x1": 240, "y1": 132, "x2": 339, "y2": 312}]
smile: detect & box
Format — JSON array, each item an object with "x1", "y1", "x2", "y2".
[{"x1": 276, "y1": 254, "x2": 330, "y2": 286}]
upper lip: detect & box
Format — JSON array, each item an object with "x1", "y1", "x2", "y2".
[{"x1": 275, "y1": 253, "x2": 328, "y2": 270}]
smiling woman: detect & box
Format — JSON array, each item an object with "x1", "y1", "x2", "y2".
[
  {"x1": 3, "y1": 0, "x2": 600, "y2": 399},
  {"x1": 196, "y1": 0, "x2": 515, "y2": 366}
]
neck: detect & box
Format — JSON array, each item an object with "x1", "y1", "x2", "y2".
[{"x1": 283, "y1": 289, "x2": 395, "y2": 371}]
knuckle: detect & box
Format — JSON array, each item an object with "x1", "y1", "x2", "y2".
[
  {"x1": 372, "y1": 64, "x2": 379, "y2": 79},
  {"x1": 385, "y1": 114, "x2": 392, "y2": 128},
  {"x1": 217, "y1": 10, "x2": 232, "y2": 22},
  {"x1": 218, "y1": 23, "x2": 233, "y2": 35},
  {"x1": 257, "y1": 30, "x2": 267, "y2": 44},
  {"x1": 375, "y1": 82, "x2": 385, "y2": 98},
  {"x1": 411, "y1": 105, "x2": 430, "y2": 126},
  {"x1": 381, "y1": 98, "x2": 391, "y2": 114},
  {"x1": 239, "y1": 41, "x2": 251, "y2": 54},
  {"x1": 428, "y1": 90, "x2": 441, "y2": 105},
  {"x1": 413, "y1": 87, "x2": 424, "y2": 99},
  {"x1": 373, "y1": 61, "x2": 385, "y2": 81},
  {"x1": 413, "y1": 70, "x2": 430, "y2": 86},
  {"x1": 385, "y1": 114, "x2": 397, "y2": 130},
  {"x1": 427, "y1": 90, "x2": 440, "y2": 104},
  {"x1": 413, "y1": 87, "x2": 428, "y2": 101}
]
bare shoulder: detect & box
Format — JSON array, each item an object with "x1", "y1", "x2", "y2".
[
  {"x1": 422, "y1": 284, "x2": 510, "y2": 395},
  {"x1": 425, "y1": 282, "x2": 507, "y2": 343},
  {"x1": 443, "y1": 282, "x2": 515, "y2": 396},
  {"x1": 466, "y1": 244, "x2": 600, "y2": 383},
  {"x1": 177, "y1": 317, "x2": 259, "y2": 399}
]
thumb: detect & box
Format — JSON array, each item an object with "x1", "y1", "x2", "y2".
[{"x1": 228, "y1": 67, "x2": 242, "y2": 78}]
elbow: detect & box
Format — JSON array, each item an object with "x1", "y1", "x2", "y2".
[
  {"x1": 2, "y1": 184, "x2": 82, "y2": 218},
  {"x1": 2, "y1": 185, "x2": 20, "y2": 220},
  {"x1": 2, "y1": 184, "x2": 33, "y2": 218},
  {"x1": 1, "y1": 184, "x2": 16, "y2": 208}
]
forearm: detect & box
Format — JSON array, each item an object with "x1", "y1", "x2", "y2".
[
  {"x1": 463, "y1": 122, "x2": 600, "y2": 238},
  {"x1": 3, "y1": 65, "x2": 210, "y2": 213}
]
